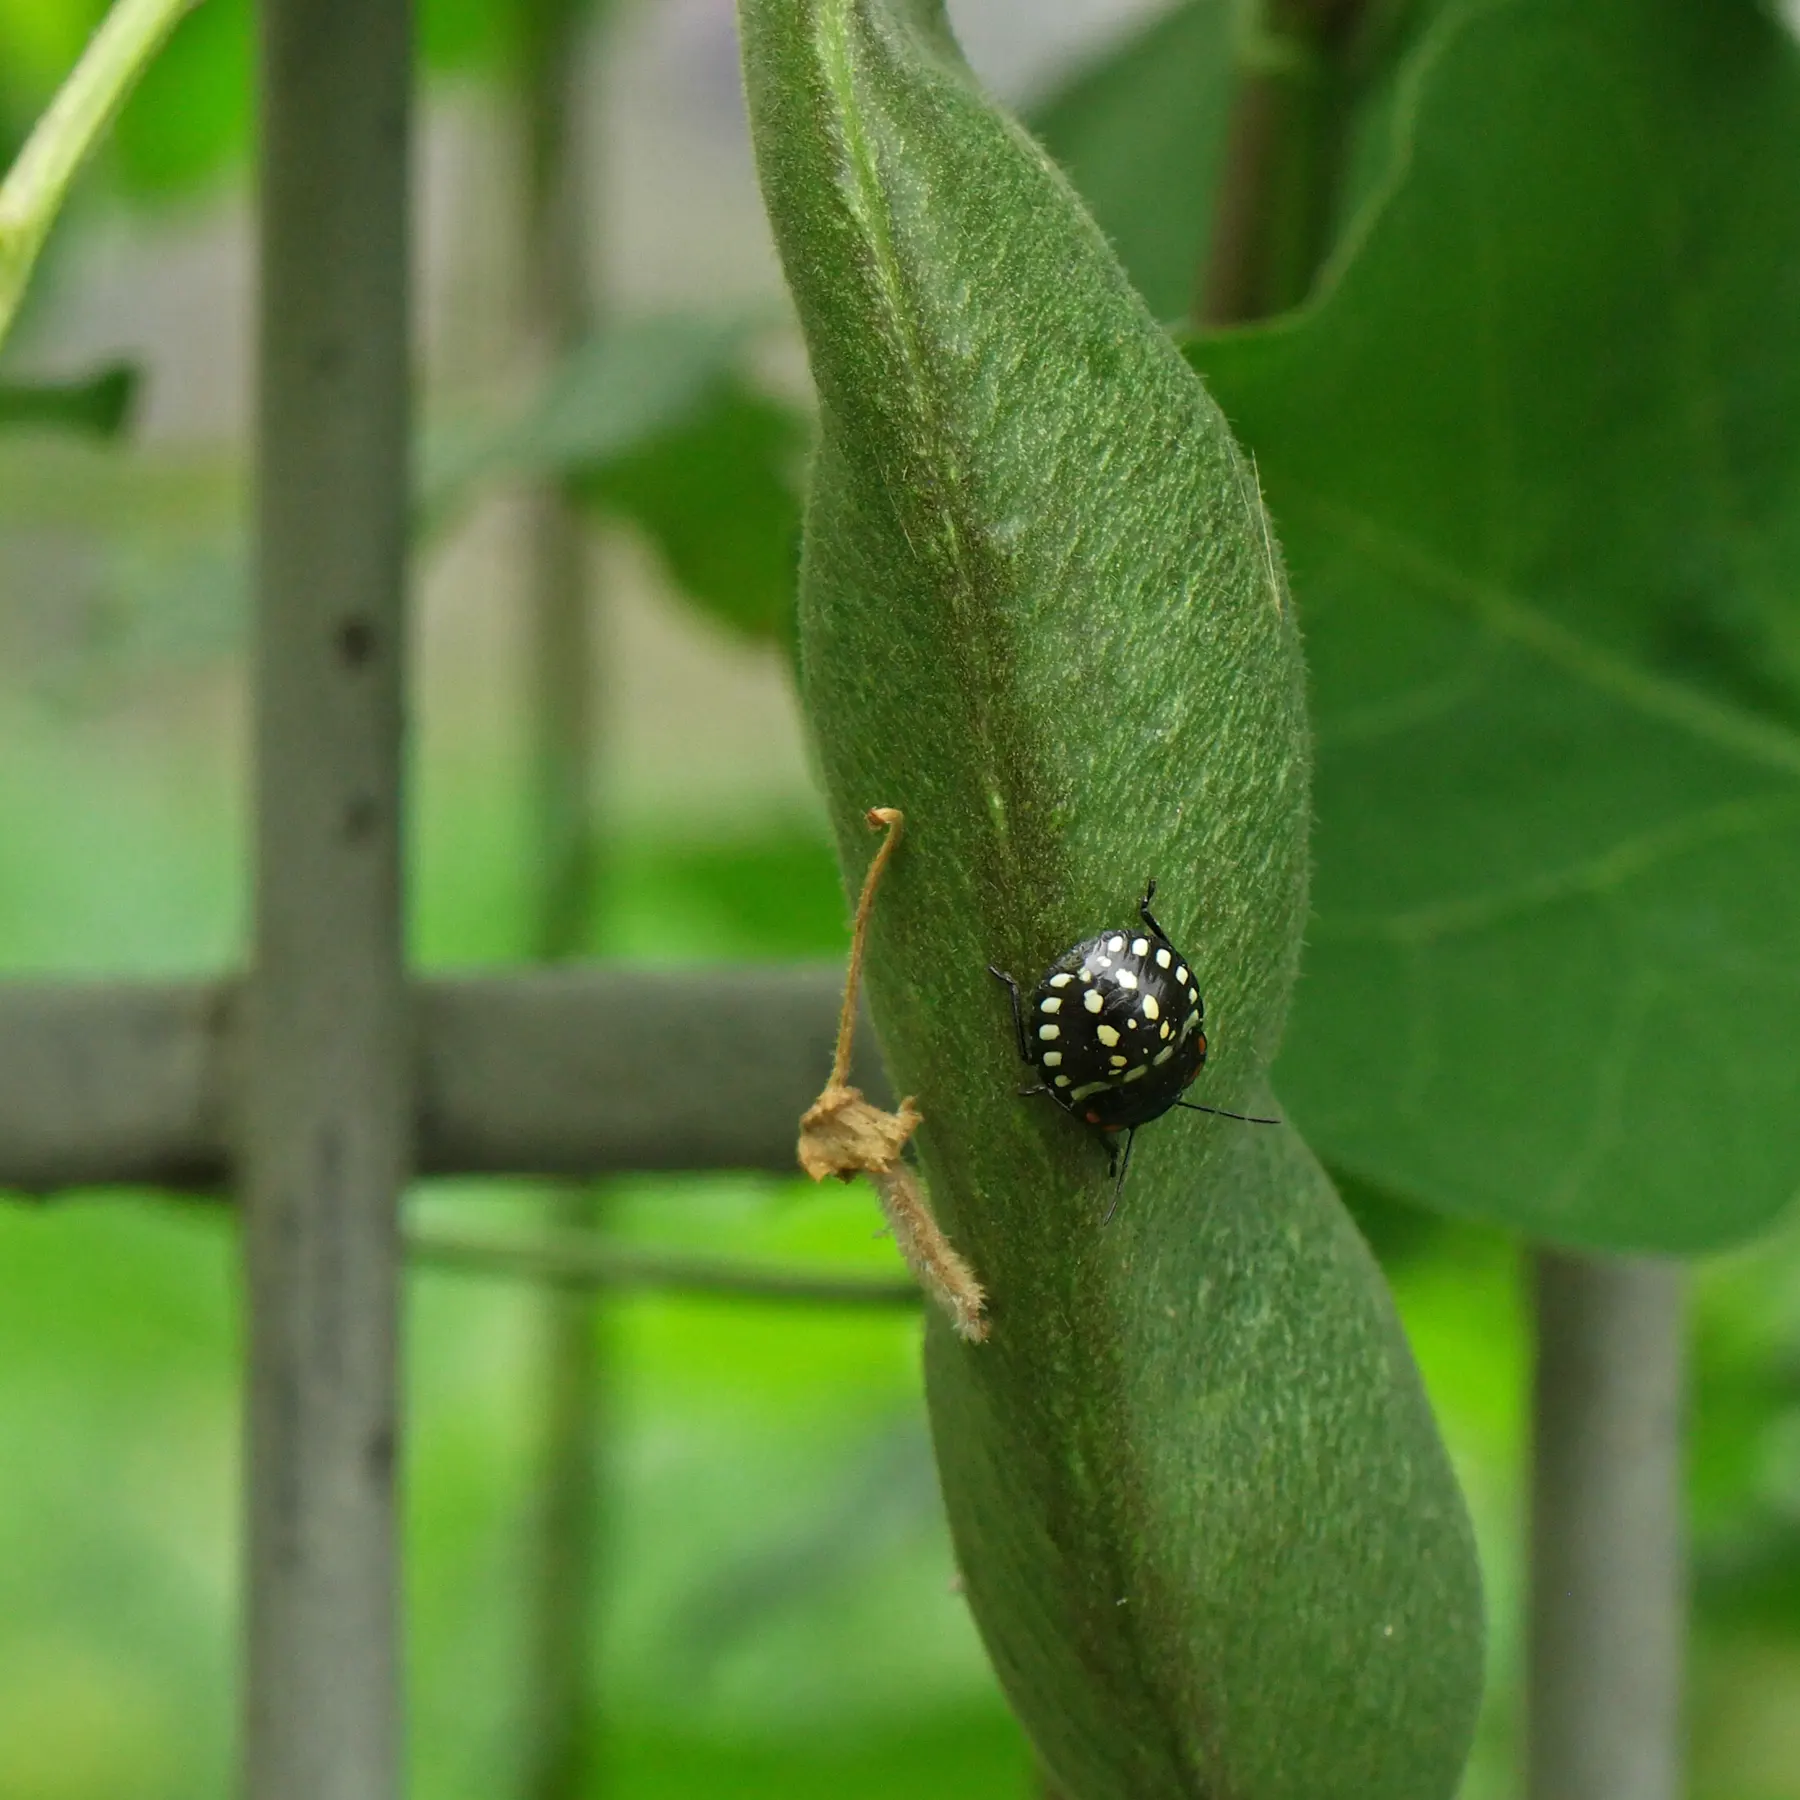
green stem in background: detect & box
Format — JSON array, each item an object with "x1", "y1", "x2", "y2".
[
  {"x1": 0, "y1": 0, "x2": 198, "y2": 348},
  {"x1": 1197, "y1": 0, "x2": 1366, "y2": 325},
  {"x1": 408, "y1": 1224, "x2": 923, "y2": 1309},
  {"x1": 515, "y1": 3, "x2": 610, "y2": 1797}
]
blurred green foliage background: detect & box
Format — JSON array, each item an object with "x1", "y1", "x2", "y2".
[{"x1": 1, "y1": 0, "x2": 1798, "y2": 1796}]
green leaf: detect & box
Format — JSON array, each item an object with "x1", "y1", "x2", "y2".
[
  {"x1": 613, "y1": 1707, "x2": 1031, "y2": 1799},
  {"x1": 738, "y1": 3, "x2": 1482, "y2": 1797},
  {"x1": 421, "y1": 0, "x2": 523, "y2": 72},
  {"x1": 426, "y1": 314, "x2": 762, "y2": 508},
  {"x1": 1188, "y1": 0, "x2": 1800, "y2": 1253},
  {"x1": 1027, "y1": 0, "x2": 1232, "y2": 326},
  {"x1": 423, "y1": 313, "x2": 805, "y2": 642},
  {"x1": 0, "y1": 359, "x2": 135, "y2": 433},
  {"x1": 577, "y1": 375, "x2": 804, "y2": 641},
  {"x1": 111, "y1": 0, "x2": 246, "y2": 194},
  {"x1": 0, "y1": 2, "x2": 112, "y2": 131}
]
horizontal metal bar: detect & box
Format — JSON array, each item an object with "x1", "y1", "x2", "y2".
[
  {"x1": 0, "y1": 965, "x2": 884, "y2": 1194},
  {"x1": 0, "y1": 980, "x2": 235, "y2": 1191}
]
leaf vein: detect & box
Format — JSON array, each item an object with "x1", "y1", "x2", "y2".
[
  {"x1": 1319, "y1": 792, "x2": 1798, "y2": 943},
  {"x1": 1286, "y1": 489, "x2": 1800, "y2": 780}
]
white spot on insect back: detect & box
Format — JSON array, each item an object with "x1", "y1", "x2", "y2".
[
  {"x1": 1084, "y1": 989, "x2": 1103, "y2": 1014},
  {"x1": 1156, "y1": 948, "x2": 1171, "y2": 968},
  {"x1": 1109, "y1": 1054, "x2": 1128, "y2": 1069},
  {"x1": 1142, "y1": 995, "x2": 1159, "y2": 1021},
  {"x1": 1176, "y1": 967, "x2": 1189, "y2": 986},
  {"x1": 1039, "y1": 1024, "x2": 1060, "y2": 1040},
  {"x1": 1071, "y1": 1080, "x2": 1111, "y2": 1101},
  {"x1": 1096, "y1": 1025, "x2": 1120, "y2": 1048},
  {"x1": 1115, "y1": 968, "x2": 1138, "y2": 990},
  {"x1": 1049, "y1": 971, "x2": 1073, "y2": 988},
  {"x1": 1153, "y1": 1045, "x2": 1175, "y2": 1065},
  {"x1": 1043, "y1": 1051, "x2": 1062, "y2": 1066},
  {"x1": 1055, "y1": 1075, "x2": 1071, "y2": 1087},
  {"x1": 1124, "y1": 1064, "x2": 1147, "y2": 1082},
  {"x1": 1040, "y1": 996, "x2": 1062, "y2": 1013},
  {"x1": 1107, "y1": 936, "x2": 1125, "y2": 953},
  {"x1": 1131, "y1": 938, "x2": 1148, "y2": 956}
]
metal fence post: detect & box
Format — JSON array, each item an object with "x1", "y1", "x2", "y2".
[
  {"x1": 1528, "y1": 1251, "x2": 1687, "y2": 1800},
  {"x1": 244, "y1": 0, "x2": 412, "y2": 1794}
]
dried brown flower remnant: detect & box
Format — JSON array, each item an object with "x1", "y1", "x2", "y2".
[
  {"x1": 796, "y1": 1085, "x2": 921, "y2": 1182},
  {"x1": 797, "y1": 808, "x2": 988, "y2": 1343}
]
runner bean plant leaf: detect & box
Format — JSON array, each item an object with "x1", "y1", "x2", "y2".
[
  {"x1": 1030, "y1": 0, "x2": 1800, "y2": 1254},
  {"x1": 421, "y1": 314, "x2": 805, "y2": 641},
  {"x1": 0, "y1": 362, "x2": 135, "y2": 434},
  {"x1": 1181, "y1": 0, "x2": 1800, "y2": 1252}
]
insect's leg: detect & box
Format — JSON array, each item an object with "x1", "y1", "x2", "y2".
[
  {"x1": 1017, "y1": 1083, "x2": 1052, "y2": 1098},
  {"x1": 1138, "y1": 875, "x2": 1170, "y2": 943},
  {"x1": 987, "y1": 964, "x2": 1031, "y2": 1062},
  {"x1": 1102, "y1": 1127, "x2": 1136, "y2": 1226},
  {"x1": 1176, "y1": 1101, "x2": 1282, "y2": 1125}
]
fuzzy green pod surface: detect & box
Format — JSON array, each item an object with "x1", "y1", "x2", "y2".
[{"x1": 737, "y1": 2, "x2": 1484, "y2": 1794}]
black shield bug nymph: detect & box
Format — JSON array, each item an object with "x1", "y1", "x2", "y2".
[{"x1": 989, "y1": 878, "x2": 1278, "y2": 1222}]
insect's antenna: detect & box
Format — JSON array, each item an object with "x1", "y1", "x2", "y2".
[
  {"x1": 1176, "y1": 1101, "x2": 1281, "y2": 1126},
  {"x1": 1102, "y1": 1128, "x2": 1137, "y2": 1227}
]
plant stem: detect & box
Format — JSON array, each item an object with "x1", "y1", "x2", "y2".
[
  {"x1": 1528, "y1": 1251, "x2": 1685, "y2": 1800},
  {"x1": 517, "y1": 2, "x2": 608, "y2": 1794},
  {"x1": 1195, "y1": 0, "x2": 1367, "y2": 326},
  {"x1": 408, "y1": 1225, "x2": 924, "y2": 1308},
  {"x1": 0, "y1": 0, "x2": 197, "y2": 346},
  {"x1": 524, "y1": 1192, "x2": 605, "y2": 1800}
]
